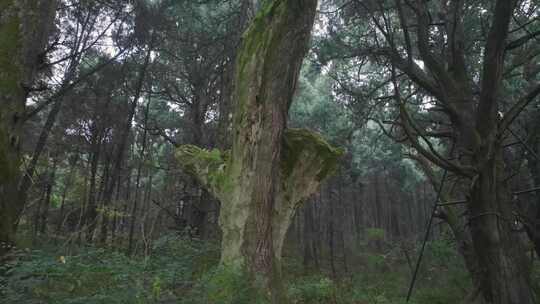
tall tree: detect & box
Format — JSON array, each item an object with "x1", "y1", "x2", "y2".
[
  {"x1": 0, "y1": 0, "x2": 57, "y2": 256},
  {"x1": 321, "y1": 0, "x2": 540, "y2": 302},
  {"x1": 176, "y1": 0, "x2": 342, "y2": 301}
]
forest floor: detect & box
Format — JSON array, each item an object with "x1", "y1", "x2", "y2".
[{"x1": 1, "y1": 232, "x2": 539, "y2": 304}]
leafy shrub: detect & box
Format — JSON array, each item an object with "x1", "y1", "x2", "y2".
[
  {"x1": 0, "y1": 234, "x2": 220, "y2": 304},
  {"x1": 0, "y1": 234, "x2": 477, "y2": 304},
  {"x1": 288, "y1": 275, "x2": 336, "y2": 303},
  {"x1": 427, "y1": 239, "x2": 455, "y2": 264},
  {"x1": 183, "y1": 265, "x2": 268, "y2": 304},
  {"x1": 1, "y1": 248, "x2": 146, "y2": 304},
  {"x1": 365, "y1": 228, "x2": 385, "y2": 241},
  {"x1": 364, "y1": 253, "x2": 387, "y2": 270}
]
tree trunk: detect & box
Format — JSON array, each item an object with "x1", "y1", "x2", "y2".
[
  {"x1": 183, "y1": 86, "x2": 210, "y2": 238},
  {"x1": 302, "y1": 199, "x2": 319, "y2": 272},
  {"x1": 176, "y1": 1, "x2": 342, "y2": 301},
  {"x1": 217, "y1": 0, "x2": 256, "y2": 150},
  {"x1": 525, "y1": 140, "x2": 540, "y2": 256},
  {"x1": 110, "y1": 173, "x2": 123, "y2": 243},
  {"x1": 56, "y1": 153, "x2": 78, "y2": 233},
  {"x1": 327, "y1": 183, "x2": 337, "y2": 277},
  {"x1": 0, "y1": 0, "x2": 57, "y2": 255},
  {"x1": 39, "y1": 158, "x2": 58, "y2": 234},
  {"x1": 32, "y1": 184, "x2": 47, "y2": 241},
  {"x1": 128, "y1": 99, "x2": 151, "y2": 254},
  {"x1": 100, "y1": 43, "x2": 153, "y2": 245},
  {"x1": 338, "y1": 173, "x2": 349, "y2": 274},
  {"x1": 393, "y1": 0, "x2": 536, "y2": 301},
  {"x1": 468, "y1": 151, "x2": 535, "y2": 304},
  {"x1": 411, "y1": 154, "x2": 484, "y2": 302},
  {"x1": 84, "y1": 131, "x2": 102, "y2": 242},
  {"x1": 522, "y1": 57, "x2": 540, "y2": 257}
]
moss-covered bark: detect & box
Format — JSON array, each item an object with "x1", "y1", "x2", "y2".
[
  {"x1": 175, "y1": 0, "x2": 340, "y2": 302},
  {"x1": 177, "y1": 129, "x2": 342, "y2": 301},
  {"x1": 0, "y1": 0, "x2": 26, "y2": 256},
  {"x1": 0, "y1": 0, "x2": 57, "y2": 256}
]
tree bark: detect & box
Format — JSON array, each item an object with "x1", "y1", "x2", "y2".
[
  {"x1": 99, "y1": 43, "x2": 153, "y2": 244},
  {"x1": 302, "y1": 199, "x2": 319, "y2": 272},
  {"x1": 0, "y1": 0, "x2": 57, "y2": 256},
  {"x1": 389, "y1": 0, "x2": 536, "y2": 302},
  {"x1": 469, "y1": 151, "x2": 534, "y2": 304},
  {"x1": 411, "y1": 154, "x2": 484, "y2": 302},
  {"x1": 128, "y1": 98, "x2": 151, "y2": 254},
  {"x1": 39, "y1": 157, "x2": 58, "y2": 234},
  {"x1": 327, "y1": 183, "x2": 337, "y2": 277},
  {"x1": 176, "y1": 1, "x2": 342, "y2": 301},
  {"x1": 56, "y1": 154, "x2": 78, "y2": 233}
]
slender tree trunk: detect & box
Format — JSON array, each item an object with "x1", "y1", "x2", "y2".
[
  {"x1": 56, "y1": 154, "x2": 78, "y2": 234},
  {"x1": 111, "y1": 172, "x2": 122, "y2": 243},
  {"x1": 100, "y1": 43, "x2": 153, "y2": 245},
  {"x1": 185, "y1": 87, "x2": 215, "y2": 238},
  {"x1": 39, "y1": 158, "x2": 58, "y2": 234},
  {"x1": 32, "y1": 185, "x2": 47, "y2": 241},
  {"x1": 76, "y1": 163, "x2": 90, "y2": 242},
  {"x1": 85, "y1": 132, "x2": 102, "y2": 242},
  {"x1": 338, "y1": 173, "x2": 349, "y2": 274},
  {"x1": 327, "y1": 183, "x2": 337, "y2": 277},
  {"x1": 128, "y1": 99, "x2": 151, "y2": 254},
  {"x1": 57, "y1": 192, "x2": 67, "y2": 234}
]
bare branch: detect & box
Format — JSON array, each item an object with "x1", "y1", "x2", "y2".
[
  {"x1": 413, "y1": 0, "x2": 456, "y2": 95},
  {"x1": 506, "y1": 30, "x2": 540, "y2": 51}
]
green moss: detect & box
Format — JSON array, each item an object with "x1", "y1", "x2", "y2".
[
  {"x1": 0, "y1": 115, "x2": 20, "y2": 186},
  {"x1": 0, "y1": 127, "x2": 10, "y2": 183},
  {"x1": 175, "y1": 145, "x2": 232, "y2": 196},
  {"x1": 233, "y1": 0, "x2": 288, "y2": 133},
  {"x1": 0, "y1": 0, "x2": 22, "y2": 95},
  {"x1": 237, "y1": 0, "x2": 284, "y2": 71},
  {"x1": 282, "y1": 128, "x2": 344, "y2": 181}
]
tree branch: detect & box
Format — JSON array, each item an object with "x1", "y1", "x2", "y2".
[
  {"x1": 499, "y1": 82, "x2": 540, "y2": 134},
  {"x1": 413, "y1": 0, "x2": 456, "y2": 96},
  {"x1": 477, "y1": 0, "x2": 518, "y2": 136},
  {"x1": 506, "y1": 30, "x2": 540, "y2": 51},
  {"x1": 399, "y1": 102, "x2": 474, "y2": 177}
]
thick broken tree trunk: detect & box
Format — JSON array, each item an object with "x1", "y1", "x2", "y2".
[
  {"x1": 177, "y1": 129, "x2": 341, "y2": 300},
  {"x1": 0, "y1": 0, "x2": 56, "y2": 256},
  {"x1": 176, "y1": 0, "x2": 342, "y2": 301}
]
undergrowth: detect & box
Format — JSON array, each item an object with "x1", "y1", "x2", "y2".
[{"x1": 2, "y1": 234, "x2": 535, "y2": 303}]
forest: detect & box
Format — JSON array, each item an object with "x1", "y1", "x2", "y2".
[{"x1": 0, "y1": 0, "x2": 540, "y2": 303}]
